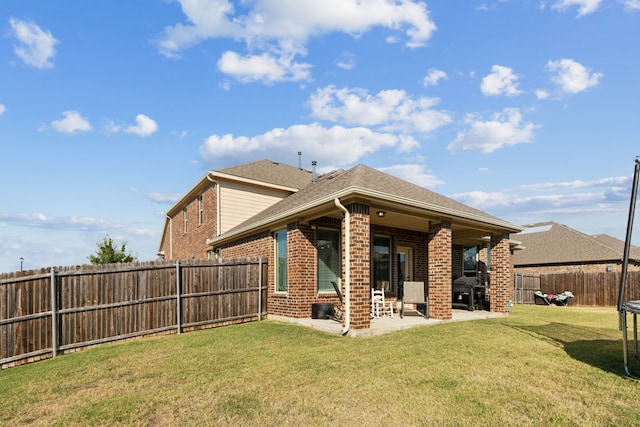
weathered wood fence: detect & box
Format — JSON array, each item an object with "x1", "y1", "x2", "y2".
[
  {"x1": 513, "y1": 271, "x2": 640, "y2": 307},
  {"x1": 513, "y1": 273, "x2": 541, "y2": 304},
  {"x1": 1, "y1": 258, "x2": 267, "y2": 369}
]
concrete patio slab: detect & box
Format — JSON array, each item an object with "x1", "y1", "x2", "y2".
[{"x1": 268, "y1": 309, "x2": 507, "y2": 337}]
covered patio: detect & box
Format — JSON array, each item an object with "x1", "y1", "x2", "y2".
[{"x1": 269, "y1": 309, "x2": 508, "y2": 337}]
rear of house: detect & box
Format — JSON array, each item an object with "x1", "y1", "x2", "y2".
[{"x1": 160, "y1": 160, "x2": 523, "y2": 334}]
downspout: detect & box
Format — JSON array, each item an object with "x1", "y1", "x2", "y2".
[
  {"x1": 206, "y1": 173, "x2": 221, "y2": 237},
  {"x1": 334, "y1": 198, "x2": 350, "y2": 335},
  {"x1": 165, "y1": 215, "x2": 173, "y2": 259}
]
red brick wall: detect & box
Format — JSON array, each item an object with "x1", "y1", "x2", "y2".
[
  {"x1": 428, "y1": 221, "x2": 452, "y2": 320},
  {"x1": 219, "y1": 231, "x2": 275, "y2": 312},
  {"x1": 219, "y1": 221, "x2": 345, "y2": 319},
  {"x1": 490, "y1": 234, "x2": 512, "y2": 313},
  {"x1": 347, "y1": 203, "x2": 371, "y2": 330},
  {"x1": 160, "y1": 183, "x2": 217, "y2": 260},
  {"x1": 275, "y1": 223, "x2": 317, "y2": 318}
]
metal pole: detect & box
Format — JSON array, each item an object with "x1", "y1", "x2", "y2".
[
  {"x1": 176, "y1": 261, "x2": 182, "y2": 334},
  {"x1": 258, "y1": 258, "x2": 263, "y2": 321},
  {"x1": 618, "y1": 158, "x2": 640, "y2": 312},
  {"x1": 50, "y1": 268, "x2": 58, "y2": 358}
]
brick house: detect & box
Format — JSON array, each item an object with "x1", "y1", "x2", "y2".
[
  {"x1": 512, "y1": 221, "x2": 640, "y2": 274},
  {"x1": 159, "y1": 160, "x2": 523, "y2": 334}
]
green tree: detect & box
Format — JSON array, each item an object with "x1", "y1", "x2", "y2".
[{"x1": 88, "y1": 236, "x2": 138, "y2": 265}]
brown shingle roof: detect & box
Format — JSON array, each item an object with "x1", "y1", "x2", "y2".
[
  {"x1": 217, "y1": 159, "x2": 312, "y2": 190},
  {"x1": 592, "y1": 234, "x2": 640, "y2": 260},
  {"x1": 513, "y1": 221, "x2": 640, "y2": 266},
  {"x1": 214, "y1": 164, "x2": 520, "y2": 242}
]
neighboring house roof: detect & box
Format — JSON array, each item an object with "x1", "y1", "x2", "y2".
[
  {"x1": 209, "y1": 164, "x2": 522, "y2": 246},
  {"x1": 512, "y1": 221, "x2": 640, "y2": 266},
  {"x1": 592, "y1": 234, "x2": 640, "y2": 260}
]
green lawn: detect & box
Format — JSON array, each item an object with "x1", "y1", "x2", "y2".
[{"x1": 2, "y1": 305, "x2": 639, "y2": 426}]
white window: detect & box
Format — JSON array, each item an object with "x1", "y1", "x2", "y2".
[
  {"x1": 183, "y1": 208, "x2": 187, "y2": 233},
  {"x1": 317, "y1": 229, "x2": 340, "y2": 292},
  {"x1": 275, "y1": 230, "x2": 288, "y2": 292}
]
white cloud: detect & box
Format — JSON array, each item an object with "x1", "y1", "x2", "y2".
[
  {"x1": 171, "y1": 130, "x2": 189, "y2": 140},
  {"x1": 335, "y1": 51, "x2": 355, "y2": 70},
  {"x1": 217, "y1": 50, "x2": 311, "y2": 83},
  {"x1": 546, "y1": 58, "x2": 603, "y2": 94},
  {"x1": 199, "y1": 123, "x2": 413, "y2": 168},
  {"x1": 103, "y1": 119, "x2": 121, "y2": 134},
  {"x1": 422, "y1": 68, "x2": 448, "y2": 87},
  {"x1": 447, "y1": 108, "x2": 538, "y2": 154},
  {"x1": 623, "y1": 0, "x2": 640, "y2": 10},
  {"x1": 378, "y1": 164, "x2": 443, "y2": 188},
  {"x1": 123, "y1": 114, "x2": 158, "y2": 137},
  {"x1": 451, "y1": 172, "x2": 633, "y2": 231},
  {"x1": 147, "y1": 193, "x2": 182, "y2": 203},
  {"x1": 481, "y1": 65, "x2": 522, "y2": 97},
  {"x1": 0, "y1": 104, "x2": 6, "y2": 116},
  {"x1": 517, "y1": 176, "x2": 629, "y2": 191},
  {"x1": 157, "y1": 0, "x2": 436, "y2": 83},
  {"x1": 9, "y1": 17, "x2": 59, "y2": 69},
  {"x1": 50, "y1": 111, "x2": 92, "y2": 134},
  {"x1": 0, "y1": 211, "x2": 110, "y2": 230},
  {"x1": 535, "y1": 89, "x2": 550, "y2": 99},
  {"x1": 551, "y1": 0, "x2": 602, "y2": 16},
  {"x1": 308, "y1": 85, "x2": 451, "y2": 134}
]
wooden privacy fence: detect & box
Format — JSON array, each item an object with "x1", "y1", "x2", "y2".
[
  {"x1": 0, "y1": 258, "x2": 267, "y2": 369},
  {"x1": 513, "y1": 273, "x2": 541, "y2": 304},
  {"x1": 513, "y1": 271, "x2": 640, "y2": 307}
]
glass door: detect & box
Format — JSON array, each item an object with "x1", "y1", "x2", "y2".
[{"x1": 397, "y1": 246, "x2": 413, "y2": 298}]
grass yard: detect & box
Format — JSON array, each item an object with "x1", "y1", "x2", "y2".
[{"x1": 1, "y1": 305, "x2": 639, "y2": 426}]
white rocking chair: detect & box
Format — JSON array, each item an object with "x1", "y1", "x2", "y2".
[{"x1": 371, "y1": 288, "x2": 393, "y2": 318}]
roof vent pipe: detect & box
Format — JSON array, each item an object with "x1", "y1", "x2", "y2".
[
  {"x1": 298, "y1": 152, "x2": 302, "y2": 170},
  {"x1": 312, "y1": 161, "x2": 317, "y2": 184}
]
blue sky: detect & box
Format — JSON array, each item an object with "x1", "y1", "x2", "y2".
[{"x1": 1, "y1": 0, "x2": 639, "y2": 273}]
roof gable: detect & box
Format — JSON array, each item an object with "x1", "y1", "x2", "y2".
[{"x1": 213, "y1": 164, "x2": 520, "y2": 243}]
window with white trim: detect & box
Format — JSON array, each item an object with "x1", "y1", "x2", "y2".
[
  {"x1": 317, "y1": 229, "x2": 340, "y2": 292},
  {"x1": 275, "y1": 230, "x2": 288, "y2": 292},
  {"x1": 182, "y1": 208, "x2": 187, "y2": 233}
]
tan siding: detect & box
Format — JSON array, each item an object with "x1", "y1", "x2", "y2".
[{"x1": 219, "y1": 181, "x2": 290, "y2": 234}]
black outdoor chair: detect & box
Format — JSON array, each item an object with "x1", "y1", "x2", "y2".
[{"x1": 327, "y1": 280, "x2": 344, "y2": 322}]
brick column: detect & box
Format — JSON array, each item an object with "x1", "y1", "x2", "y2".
[
  {"x1": 490, "y1": 233, "x2": 512, "y2": 313},
  {"x1": 428, "y1": 221, "x2": 452, "y2": 320},
  {"x1": 287, "y1": 222, "x2": 316, "y2": 318},
  {"x1": 346, "y1": 203, "x2": 370, "y2": 330}
]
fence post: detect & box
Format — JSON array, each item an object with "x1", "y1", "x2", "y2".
[
  {"x1": 50, "y1": 267, "x2": 58, "y2": 358},
  {"x1": 258, "y1": 258, "x2": 262, "y2": 321},
  {"x1": 176, "y1": 261, "x2": 182, "y2": 334}
]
